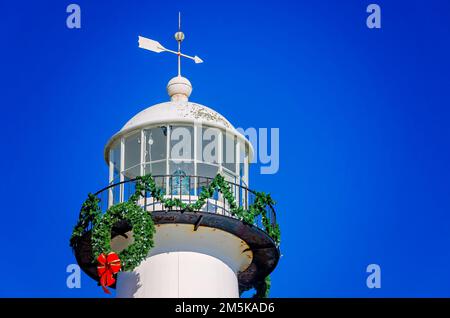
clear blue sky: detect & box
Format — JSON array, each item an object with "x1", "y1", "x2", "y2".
[{"x1": 1, "y1": 0, "x2": 450, "y2": 297}]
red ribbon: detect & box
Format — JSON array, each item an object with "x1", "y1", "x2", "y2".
[{"x1": 97, "y1": 252, "x2": 121, "y2": 294}]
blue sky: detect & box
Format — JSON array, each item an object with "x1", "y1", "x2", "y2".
[{"x1": 1, "y1": 0, "x2": 450, "y2": 297}]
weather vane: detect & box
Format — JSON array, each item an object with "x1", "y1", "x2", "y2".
[{"x1": 138, "y1": 12, "x2": 203, "y2": 76}]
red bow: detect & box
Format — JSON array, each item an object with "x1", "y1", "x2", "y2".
[{"x1": 97, "y1": 252, "x2": 121, "y2": 294}]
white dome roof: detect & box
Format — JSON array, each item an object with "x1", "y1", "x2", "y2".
[
  {"x1": 104, "y1": 76, "x2": 254, "y2": 161},
  {"x1": 121, "y1": 101, "x2": 234, "y2": 132}
]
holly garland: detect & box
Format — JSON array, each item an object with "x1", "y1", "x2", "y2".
[
  {"x1": 135, "y1": 174, "x2": 281, "y2": 245},
  {"x1": 70, "y1": 193, "x2": 101, "y2": 249},
  {"x1": 70, "y1": 173, "x2": 280, "y2": 297},
  {"x1": 69, "y1": 183, "x2": 156, "y2": 293},
  {"x1": 90, "y1": 199, "x2": 155, "y2": 272}
]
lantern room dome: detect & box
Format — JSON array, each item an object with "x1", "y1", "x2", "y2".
[{"x1": 121, "y1": 101, "x2": 235, "y2": 133}]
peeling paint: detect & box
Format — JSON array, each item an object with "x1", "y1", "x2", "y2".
[{"x1": 188, "y1": 103, "x2": 232, "y2": 128}]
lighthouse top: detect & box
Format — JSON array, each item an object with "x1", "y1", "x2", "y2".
[
  {"x1": 104, "y1": 14, "x2": 254, "y2": 159},
  {"x1": 71, "y1": 16, "x2": 280, "y2": 297}
]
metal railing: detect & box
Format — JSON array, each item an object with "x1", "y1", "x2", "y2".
[{"x1": 93, "y1": 175, "x2": 276, "y2": 234}]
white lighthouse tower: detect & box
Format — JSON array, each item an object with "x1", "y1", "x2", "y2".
[{"x1": 71, "y1": 16, "x2": 279, "y2": 298}]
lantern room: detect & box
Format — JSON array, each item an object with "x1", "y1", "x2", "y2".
[{"x1": 104, "y1": 76, "x2": 253, "y2": 204}]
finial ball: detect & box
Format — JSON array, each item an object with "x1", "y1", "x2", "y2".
[
  {"x1": 175, "y1": 31, "x2": 185, "y2": 42},
  {"x1": 167, "y1": 76, "x2": 192, "y2": 102}
]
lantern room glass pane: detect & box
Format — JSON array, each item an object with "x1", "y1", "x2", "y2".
[
  {"x1": 170, "y1": 125, "x2": 194, "y2": 160},
  {"x1": 169, "y1": 160, "x2": 194, "y2": 176},
  {"x1": 143, "y1": 161, "x2": 166, "y2": 188},
  {"x1": 143, "y1": 161, "x2": 166, "y2": 175},
  {"x1": 124, "y1": 165, "x2": 140, "y2": 179},
  {"x1": 110, "y1": 142, "x2": 121, "y2": 204},
  {"x1": 223, "y1": 169, "x2": 236, "y2": 184},
  {"x1": 198, "y1": 127, "x2": 220, "y2": 164},
  {"x1": 169, "y1": 161, "x2": 194, "y2": 195},
  {"x1": 197, "y1": 163, "x2": 219, "y2": 179},
  {"x1": 239, "y1": 142, "x2": 248, "y2": 187},
  {"x1": 222, "y1": 132, "x2": 237, "y2": 173},
  {"x1": 144, "y1": 126, "x2": 167, "y2": 162},
  {"x1": 124, "y1": 133, "x2": 141, "y2": 173},
  {"x1": 111, "y1": 142, "x2": 121, "y2": 182}
]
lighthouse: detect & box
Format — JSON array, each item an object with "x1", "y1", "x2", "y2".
[{"x1": 70, "y1": 16, "x2": 280, "y2": 298}]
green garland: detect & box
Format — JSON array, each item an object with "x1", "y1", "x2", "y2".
[
  {"x1": 70, "y1": 173, "x2": 280, "y2": 296},
  {"x1": 70, "y1": 181, "x2": 156, "y2": 272},
  {"x1": 70, "y1": 193, "x2": 101, "y2": 248},
  {"x1": 91, "y1": 200, "x2": 155, "y2": 272},
  {"x1": 135, "y1": 174, "x2": 281, "y2": 245}
]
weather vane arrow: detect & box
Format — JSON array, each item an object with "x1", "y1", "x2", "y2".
[{"x1": 138, "y1": 12, "x2": 203, "y2": 76}]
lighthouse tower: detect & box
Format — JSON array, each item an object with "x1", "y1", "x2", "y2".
[{"x1": 71, "y1": 18, "x2": 279, "y2": 298}]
